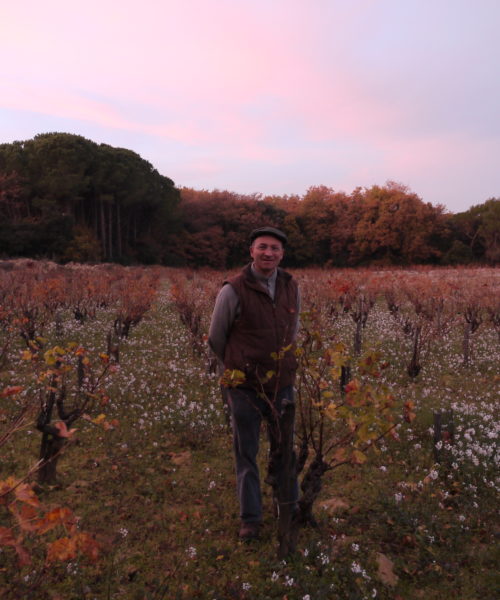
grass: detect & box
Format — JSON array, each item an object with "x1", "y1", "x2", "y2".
[{"x1": 1, "y1": 273, "x2": 499, "y2": 600}]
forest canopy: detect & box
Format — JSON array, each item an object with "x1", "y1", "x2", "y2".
[
  {"x1": 0, "y1": 133, "x2": 498, "y2": 267},
  {"x1": 0, "y1": 133, "x2": 180, "y2": 264}
]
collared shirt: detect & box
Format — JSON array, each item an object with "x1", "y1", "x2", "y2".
[
  {"x1": 250, "y1": 264, "x2": 278, "y2": 299},
  {"x1": 208, "y1": 264, "x2": 300, "y2": 366}
]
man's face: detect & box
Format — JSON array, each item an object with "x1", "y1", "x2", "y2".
[{"x1": 250, "y1": 235, "x2": 284, "y2": 276}]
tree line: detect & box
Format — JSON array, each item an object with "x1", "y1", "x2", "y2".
[
  {"x1": 0, "y1": 133, "x2": 180, "y2": 264},
  {"x1": 0, "y1": 132, "x2": 498, "y2": 268}
]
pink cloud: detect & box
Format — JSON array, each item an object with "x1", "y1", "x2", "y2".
[
  {"x1": 2, "y1": 2, "x2": 368, "y2": 143},
  {"x1": 1, "y1": 0, "x2": 498, "y2": 212}
]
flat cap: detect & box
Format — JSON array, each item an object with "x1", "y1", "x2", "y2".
[{"x1": 250, "y1": 226, "x2": 287, "y2": 246}]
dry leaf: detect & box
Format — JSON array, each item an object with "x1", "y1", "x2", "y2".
[
  {"x1": 376, "y1": 552, "x2": 399, "y2": 587},
  {"x1": 169, "y1": 451, "x2": 192, "y2": 466},
  {"x1": 54, "y1": 421, "x2": 76, "y2": 438},
  {"x1": 319, "y1": 497, "x2": 349, "y2": 514},
  {"x1": 14, "y1": 483, "x2": 40, "y2": 507}
]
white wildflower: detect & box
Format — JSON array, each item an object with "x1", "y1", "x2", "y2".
[{"x1": 351, "y1": 561, "x2": 362, "y2": 574}]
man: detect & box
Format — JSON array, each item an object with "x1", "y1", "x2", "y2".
[{"x1": 208, "y1": 226, "x2": 300, "y2": 540}]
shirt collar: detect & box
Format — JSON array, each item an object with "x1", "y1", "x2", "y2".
[{"x1": 251, "y1": 263, "x2": 277, "y2": 285}]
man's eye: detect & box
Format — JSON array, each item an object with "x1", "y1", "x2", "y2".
[{"x1": 257, "y1": 244, "x2": 280, "y2": 251}]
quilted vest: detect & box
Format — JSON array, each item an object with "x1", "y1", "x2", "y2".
[{"x1": 223, "y1": 264, "x2": 299, "y2": 395}]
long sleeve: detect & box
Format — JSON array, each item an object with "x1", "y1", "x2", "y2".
[{"x1": 208, "y1": 284, "x2": 240, "y2": 364}]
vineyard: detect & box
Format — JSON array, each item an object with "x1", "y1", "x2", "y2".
[{"x1": 0, "y1": 260, "x2": 498, "y2": 600}]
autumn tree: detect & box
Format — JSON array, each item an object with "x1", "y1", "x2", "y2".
[
  {"x1": 294, "y1": 186, "x2": 337, "y2": 264},
  {"x1": 352, "y1": 182, "x2": 449, "y2": 265},
  {"x1": 2, "y1": 132, "x2": 495, "y2": 267},
  {"x1": 171, "y1": 188, "x2": 288, "y2": 268}
]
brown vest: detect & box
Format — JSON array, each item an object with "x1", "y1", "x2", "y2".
[{"x1": 224, "y1": 264, "x2": 298, "y2": 394}]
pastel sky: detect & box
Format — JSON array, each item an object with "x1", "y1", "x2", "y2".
[{"x1": 1, "y1": 0, "x2": 499, "y2": 213}]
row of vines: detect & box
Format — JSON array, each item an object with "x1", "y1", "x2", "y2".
[
  {"x1": 0, "y1": 260, "x2": 162, "y2": 571},
  {"x1": 1, "y1": 259, "x2": 498, "y2": 597},
  {"x1": 168, "y1": 265, "x2": 499, "y2": 556}
]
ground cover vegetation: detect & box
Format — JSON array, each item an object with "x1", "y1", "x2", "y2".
[
  {"x1": 0, "y1": 261, "x2": 498, "y2": 599},
  {"x1": 1, "y1": 133, "x2": 499, "y2": 268}
]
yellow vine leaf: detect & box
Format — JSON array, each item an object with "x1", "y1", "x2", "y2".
[
  {"x1": 324, "y1": 403, "x2": 338, "y2": 420},
  {"x1": 220, "y1": 369, "x2": 246, "y2": 388},
  {"x1": 352, "y1": 450, "x2": 367, "y2": 464}
]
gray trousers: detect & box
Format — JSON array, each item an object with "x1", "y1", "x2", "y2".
[{"x1": 227, "y1": 385, "x2": 298, "y2": 524}]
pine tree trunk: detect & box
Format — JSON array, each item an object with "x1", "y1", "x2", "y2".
[
  {"x1": 108, "y1": 202, "x2": 113, "y2": 261},
  {"x1": 100, "y1": 198, "x2": 107, "y2": 259},
  {"x1": 116, "y1": 202, "x2": 122, "y2": 259}
]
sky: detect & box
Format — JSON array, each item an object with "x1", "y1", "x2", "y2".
[{"x1": 1, "y1": 0, "x2": 499, "y2": 214}]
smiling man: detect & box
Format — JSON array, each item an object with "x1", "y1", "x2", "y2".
[
  {"x1": 249, "y1": 231, "x2": 285, "y2": 276},
  {"x1": 208, "y1": 226, "x2": 300, "y2": 540}
]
